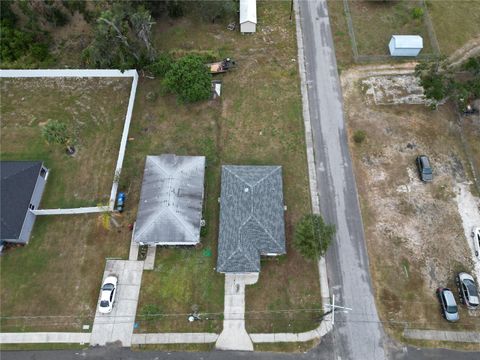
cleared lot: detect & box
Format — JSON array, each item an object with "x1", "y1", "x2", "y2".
[{"x1": 341, "y1": 69, "x2": 480, "y2": 342}]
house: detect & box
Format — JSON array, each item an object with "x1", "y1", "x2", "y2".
[
  {"x1": 0, "y1": 161, "x2": 49, "y2": 244},
  {"x1": 240, "y1": 0, "x2": 257, "y2": 33},
  {"x1": 216, "y1": 165, "x2": 286, "y2": 273},
  {"x1": 133, "y1": 155, "x2": 206, "y2": 246},
  {"x1": 389, "y1": 35, "x2": 423, "y2": 57}
]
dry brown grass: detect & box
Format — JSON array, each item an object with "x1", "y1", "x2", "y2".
[{"x1": 343, "y1": 74, "x2": 480, "y2": 342}]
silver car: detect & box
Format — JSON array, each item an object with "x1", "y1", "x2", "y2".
[
  {"x1": 456, "y1": 272, "x2": 479, "y2": 309},
  {"x1": 437, "y1": 287, "x2": 459, "y2": 322}
]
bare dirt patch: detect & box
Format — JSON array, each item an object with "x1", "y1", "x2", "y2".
[{"x1": 342, "y1": 68, "x2": 480, "y2": 338}]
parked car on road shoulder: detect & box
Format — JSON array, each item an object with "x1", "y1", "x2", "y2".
[
  {"x1": 472, "y1": 226, "x2": 480, "y2": 258},
  {"x1": 456, "y1": 272, "x2": 479, "y2": 309},
  {"x1": 436, "y1": 287, "x2": 459, "y2": 322},
  {"x1": 99, "y1": 275, "x2": 118, "y2": 314},
  {"x1": 416, "y1": 155, "x2": 433, "y2": 182}
]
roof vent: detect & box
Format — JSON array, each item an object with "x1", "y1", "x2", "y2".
[{"x1": 244, "y1": 187, "x2": 249, "y2": 193}]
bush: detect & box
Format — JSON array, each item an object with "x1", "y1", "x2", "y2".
[
  {"x1": 163, "y1": 54, "x2": 212, "y2": 103},
  {"x1": 294, "y1": 214, "x2": 335, "y2": 261},
  {"x1": 146, "y1": 53, "x2": 175, "y2": 77},
  {"x1": 411, "y1": 7, "x2": 424, "y2": 20},
  {"x1": 353, "y1": 130, "x2": 366, "y2": 144}
]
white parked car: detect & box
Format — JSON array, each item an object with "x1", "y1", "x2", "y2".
[
  {"x1": 472, "y1": 227, "x2": 480, "y2": 259},
  {"x1": 99, "y1": 276, "x2": 118, "y2": 314}
]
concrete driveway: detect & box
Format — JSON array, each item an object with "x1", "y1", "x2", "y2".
[{"x1": 90, "y1": 260, "x2": 144, "y2": 347}]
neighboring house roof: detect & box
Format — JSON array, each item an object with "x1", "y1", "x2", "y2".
[
  {"x1": 217, "y1": 165, "x2": 286, "y2": 273},
  {"x1": 240, "y1": 0, "x2": 257, "y2": 24},
  {"x1": 391, "y1": 35, "x2": 423, "y2": 49},
  {"x1": 133, "y1": 155, "x2": 206, "y2": 245},
  {"x1": 1, "y1": 161, "x2": 43, "y2": 240}
]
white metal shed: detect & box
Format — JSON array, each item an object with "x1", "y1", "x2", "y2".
[
  {"x1": 240, "y1": 0, "x2": 257, "y2": 33},
  {"x1": 389, "y1": 35, "x2": 423, "y2": 57}
]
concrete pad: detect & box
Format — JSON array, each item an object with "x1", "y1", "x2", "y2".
[
  {"x1": 216, "y1": 273, "x2": 259, "y2": 351},
  {"x1": 0, "y1": 332, "x2": 90, "y2": 344},
  {"x1": 90, "y1": 260, "x2": 143, "y2": 347},
  {"x1": 143, "y1": 245, "x2": 156, "y2": 270}
]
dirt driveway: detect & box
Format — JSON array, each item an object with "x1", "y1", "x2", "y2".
[{"x1": 341, "y1": 66, "x2": 480, "y2": 340}]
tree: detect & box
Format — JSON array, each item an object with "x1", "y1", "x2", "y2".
[
  {"x1": 294, "y1": 214, "x2": 335, "y2": 261},
  {"x1": 42, "y1": 120, "x2": 74, "y2": 153},
  {"x1": 163, "y1": 54, "x2": 212, "y2": 103},
  {"x1": 83, "y1": 3, "x2": 155, "y2": 69},
  {"x1": 415, "y1": 59, "x2": 452, "y2": 108}
]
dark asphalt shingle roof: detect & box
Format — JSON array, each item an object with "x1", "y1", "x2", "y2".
[
  {"x1": 217, "y1": 165, "x2": 286, "y2": 273},
  {"x1": 1, "y1": 161, "x2": 42, "y2": 240},
  {"x1": 133, "y1": 155, "x2": 205, "y2": 245}
]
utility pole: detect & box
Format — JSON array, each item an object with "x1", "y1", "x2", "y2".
[{"x1": 325, "y1": 294, "x2": 352, "y2": 326}]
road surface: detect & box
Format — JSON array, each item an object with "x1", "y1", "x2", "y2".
[{"x1": 297, "y1": 0, "x2": 386, "y2": 358}]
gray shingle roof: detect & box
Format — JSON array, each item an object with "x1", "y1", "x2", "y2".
[
  {"x1": 217, "y1": 165, "x2": 286, "y2": 273},
  {"x1": 1, "y1": 161, "x2": 42, "y2": 240},
  {"x1": 133, "y1": 155, "x2": 205, "y2": 245}
]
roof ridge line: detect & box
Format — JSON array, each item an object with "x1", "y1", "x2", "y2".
[
  {"x1": 250, "y1": 166, "x2": 281, "y2": 188},
  {"x1": 134, "y1": 207, "x2": 169, "y2": 241},
  {"x1": 224, "y1": 166, "x2": 251, "y2": 186}
]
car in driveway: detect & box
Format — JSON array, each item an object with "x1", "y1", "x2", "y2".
[
  {"x1": 436, "y1": 287, "x2": 459, "y2": 322},
  {"x1": 99, "y1": 275, "x2": 118, "y2": 314},
  {"x1": 416, "y1": 155, "x2": 433, "y2": 182},
  {"x1": 456, "y1": 272, "x2": 479, "y2": 309},
  {"x1": 472, "y1": 226, "x2": 480, "y2": 258}
]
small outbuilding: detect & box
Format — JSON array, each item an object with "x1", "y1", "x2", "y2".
[
  {"x1": 240, "y1": 0, "x2": 257, "y2": 33},
  {"x1": 1, "y1": 161, "x2": 49, "y2": 244},
  {"x1": 389, "y1": 35, "x2": 423, "y2": 57},
  {"x1": 217, "y1": 165, "x2": 286, "y2": 273},
  {"x1": 133, "y1": 155, "x2": 206, "y2": 246}
]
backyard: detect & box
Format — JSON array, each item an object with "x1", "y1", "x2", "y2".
[
  {"x1": 328, "y1": 0, "x2": 480, "y2": 65},
  {"x1": 341, "y1": 70, "x2": 480, "y2": 344},
  {"x1": 0, "y1": 77, "x2": 132, "y2": 208}
]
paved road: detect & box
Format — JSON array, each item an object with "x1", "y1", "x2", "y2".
[
  {"x1": 298, "y1": 0, "x2": 387, "y2": 358},
  {"x1": 2, "y1": 343, "x2": 480, "y2": 360}
]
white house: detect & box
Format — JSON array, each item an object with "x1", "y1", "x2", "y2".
[
  {"x1": 240, "y1": 0, "x2": 257, "y2": 33},
  {"x1": 389, "y1": 35, "x2": 423, "y2": 57}
]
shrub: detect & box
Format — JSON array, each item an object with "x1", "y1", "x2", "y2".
[
  {"x1": 163, "y1": 54, "x2": 212, "y2": 103},
  {"x1": 353, "y1": 130, "x2": 366, "y2": 144},
  {"x1": 411, "y1": 7, "x2": 424, "y2": 20},
  {"x1": 294, "y1": 214, "x2": 335, "y2": 261},
  {"x1": 146, "y1": 53, "x2": 175, "y2": 77}
]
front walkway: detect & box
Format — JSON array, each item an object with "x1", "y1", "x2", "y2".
[
  {"x1": 215, "y1": 273, "x2": 258, "y2": 351},
  {"x1": 90, "y1": 260, "x2": 144, "y2": 347}
]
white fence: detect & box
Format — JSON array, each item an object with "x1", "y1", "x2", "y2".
[{"x1": 0, "y1": 69, "x2": 139, "y2": 215}]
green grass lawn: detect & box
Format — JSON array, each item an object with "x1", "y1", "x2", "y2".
[
  {"x1": 426, "y1": 0, "x2": 480, "y2": 55},
  {"x1": 348, "y1": 0, "x2": 434, "y2": 56},
  {"x1": 133, "y1": 1, "x2": 321, "y2": 333},
  {"x1": 0, "y1": 77, "x2": 131, "y2": 208}
]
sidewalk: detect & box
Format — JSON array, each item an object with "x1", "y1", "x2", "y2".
[
  {"x1": 404, "y1": 329, "x2": 480, "y2": 343},
  {"x1": 0, "y1": 332, "x2": 90, "y2": 344},
  {"x1": 132, "y1": 333, "x2": 218, "y2": 345}
]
